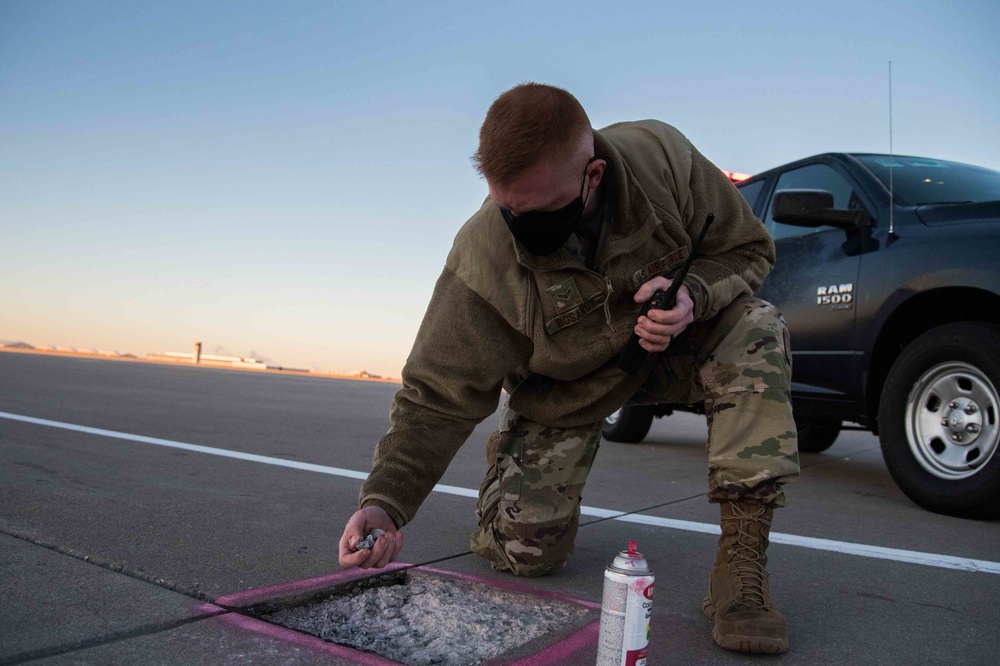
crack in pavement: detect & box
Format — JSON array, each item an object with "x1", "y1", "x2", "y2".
[
  {"x1": 0, "y1": 527, "x2": 234, "y2": 663},
  {"x1": 0, "y1": 525, "x2": 212, "y2": 601},
  {"x1": 0, "y1": 527, "x2": 496, "y2": 664},
  {"x1": 0, "y1": 612, "x2": 222, "y2": 666}
]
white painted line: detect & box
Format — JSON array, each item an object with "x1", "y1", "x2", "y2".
[
  {"x1": 0, "y1": 411, "x2": 368, "y2": 481},
  {"x1": 3, "y1": 410, "x2": 999, "y2": 576},
  {"x1": 601, "y1": 513, "x2": 1000, "y2": 574}
]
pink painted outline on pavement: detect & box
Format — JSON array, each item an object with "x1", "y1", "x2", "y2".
[
  {"x1": 212, "y1": 562, "x2": 410, "y2": 608},
  {"x1": 209, "y1": 563, "x2": 601, "y2": 665},
  {"x1": 216, "y1": 612, "x2": 402, "y2": 665}
]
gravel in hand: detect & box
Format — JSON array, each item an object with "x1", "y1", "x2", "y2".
[{"x1": 353, "y1": 528, "x2": 386, "y2": 551}]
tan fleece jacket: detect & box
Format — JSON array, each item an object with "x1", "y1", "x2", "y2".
[{"x1": 360, "y1": 120, "x2": 775, "y2": 527}]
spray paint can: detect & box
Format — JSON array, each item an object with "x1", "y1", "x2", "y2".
[{"x1": 596, "y1": 540, "x2": 654, "y2": 666}]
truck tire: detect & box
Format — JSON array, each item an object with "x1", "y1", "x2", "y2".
[
  {"x1": 603, "y1": 406, "x2": 655, "y2": 443},
  {"x1": 878, "y1": 322, "x2": 1000, "y2": 519},
  {"x1": 794, "y1": 415, "x2": 842, "y2": 453}
]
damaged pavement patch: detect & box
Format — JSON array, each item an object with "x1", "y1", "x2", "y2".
[{"x1": 230, "y1": 565, "x2": 599, "y2": 666}]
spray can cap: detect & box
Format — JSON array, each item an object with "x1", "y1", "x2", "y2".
[{"x1": 609, "y1": 540, "x2": 650, "y2": 574}]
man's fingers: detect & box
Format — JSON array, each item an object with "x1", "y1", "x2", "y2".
[
  {"x1": 634, "y1": 277, "x2": 671, "y2": 303},
  {"x1": 645, "y1": 308, "x2": 687, "y2": 326},
  {"x1": 338, "y1": 533, "x2": 356, "y2": 559},
  {"x1": 391, "y1": 531, "x2": 405, "y2": 561},
  {"x1": 339, "y1": 547, "x2": 370, "y2": 570},
  {"x1": 338, "y1": 506, "x2": 402, "y2": 571},
  {"x1": 637, "y1": 328, "x2": 674, "y2": 345},
  {"x1": 362, "y1": 536, "x2": 386, "y2": 568},
  {"x1": 373, "y1": 534, "x2": 396, "y2": 568},
  {"x1": 339, "y1": 536, "x2": 395, "y2": 570},
  {"x1": 338, "y1": 529, "x2": 369, "y2": 569},
  {"x1": 360, "y1": 534, "x2": 394, "y2": 569},
  {"x1": 641, "y1": 339, "x2": 669, "y2": 353},
  {"x1": 338, "y1": 524, "x2": 364, "y2": 564},
  {"x1": 637, "y1": 314, "x2": 678, "y2": 338},
  {"x1": 632, "y1": 281, "x2": 693, "y2": 354},
  {"x1": 634, "y1": 284, "x2": 662, "y2": 303},
  {"x1": 636, "y1": 312, "x2": 681, "y2": 353}
]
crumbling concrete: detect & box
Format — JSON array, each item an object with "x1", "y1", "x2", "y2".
[{"x1": 260, "y1": 570, "x2": 591, "y2": 665}]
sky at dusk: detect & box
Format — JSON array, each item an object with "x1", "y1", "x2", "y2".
[{"x1": 3, "y1": 1, "x2": 998, "y2": 376}]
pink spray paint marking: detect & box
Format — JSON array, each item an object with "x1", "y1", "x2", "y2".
[
  {"x1": 212, "y1": 562, "x2": 410, "y2": 608},
  {"x1": 212, "y1": 613, "x2": 402, "y2": 665},
  {"x1": 210, "y1": 563, "x2": 601, "y2": 665}
]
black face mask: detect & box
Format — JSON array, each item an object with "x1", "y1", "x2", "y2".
[{"x1": 501, "y1": 158, "x2": 599, "y2": 256}]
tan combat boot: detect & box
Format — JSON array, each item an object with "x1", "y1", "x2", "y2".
[{"x1": 702, "y1": 501, "x2": 789, "y2": 654}]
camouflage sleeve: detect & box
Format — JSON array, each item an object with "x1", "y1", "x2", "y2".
[
  {"x1": 359, "y1": 267, "x2": 533, "y2": 527},
  {"x1": 682, "y1": 146, "x2": 775, "y2": 322}
]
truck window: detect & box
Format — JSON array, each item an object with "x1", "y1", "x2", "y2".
[
  {"x1": 764, "y1": 164, "x2": 862, "y2": 240},
  {"x1": 736, "y1": 180, "x2": 765, "y2": 214}
]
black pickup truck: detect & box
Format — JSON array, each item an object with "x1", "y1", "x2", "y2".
[{"x1": 605, "y1": 153, "x2": 1000, "y2": 519}]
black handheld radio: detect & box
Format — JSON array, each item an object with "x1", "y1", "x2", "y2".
[{"x1": 617, "y1": 212, "x2": 715, "y2": 375}]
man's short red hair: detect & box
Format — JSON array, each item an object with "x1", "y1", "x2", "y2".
[{"x1": 473, "y1": 83, "x2": 592, "y2": 185}]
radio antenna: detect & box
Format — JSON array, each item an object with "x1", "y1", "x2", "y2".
[{"x1": 887, "y1": 60, "x2": 897, "y2": 246}]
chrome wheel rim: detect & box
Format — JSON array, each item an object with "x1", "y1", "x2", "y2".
[{"x1": 905, "y1": 361, "x2": 999, "y2": 480}]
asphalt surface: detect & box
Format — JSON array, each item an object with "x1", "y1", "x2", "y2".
[{"x1": 1, "y1": 351, "x2": 998, "y2": 665}]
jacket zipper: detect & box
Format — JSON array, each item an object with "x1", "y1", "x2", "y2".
[
  {"x1": 527, "y1": 258, "x2": 620, "y2": 334},
  {"x1": 602, "y1": 276, "x2": 618, "y2": 333}
]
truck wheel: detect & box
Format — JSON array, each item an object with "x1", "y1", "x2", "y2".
[
  {"x1": 603, "y1": 406, "x2": 655, "y2": 443},
  {"x1": 794, "y1": 416, "x2": 842, "y2": 453},
  {"x1": 878, "y1": 323, "x2": 1000, "y2": 519}
]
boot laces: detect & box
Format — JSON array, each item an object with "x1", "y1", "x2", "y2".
[{"x1": 726, "y1": 504, "x2": 772, "y2": 610}]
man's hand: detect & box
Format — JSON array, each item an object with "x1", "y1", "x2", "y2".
[
  {"x1": 338, "y1": 506, "x2": 404, "y2": 570},
  {"x1": 632, "y1": 277, "x2": 695, "y2": 352}
]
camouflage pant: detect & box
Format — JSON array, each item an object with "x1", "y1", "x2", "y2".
[
  {"x1": 470, "y1": 408, "x2": 603, "y2": 577},
  {"x1": 470, "y1": 296, "x2": 800, "y2": 577}
]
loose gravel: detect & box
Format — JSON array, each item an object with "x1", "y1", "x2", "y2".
[{"x1": 353, "y1": 529, "x2": 385, "y2": 551}]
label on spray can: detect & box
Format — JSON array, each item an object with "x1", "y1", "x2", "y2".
[{"x1": 597, "y1": 541, "x2": 654, "y2": 666}]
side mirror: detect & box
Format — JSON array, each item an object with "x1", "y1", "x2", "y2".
[{"x1": 771, "y1": 189, "x2": 864, "y2": 230}]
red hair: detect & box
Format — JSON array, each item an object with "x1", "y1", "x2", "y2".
[{"x1": 473, "y1": 83, "x2": 592, "y2": 184}]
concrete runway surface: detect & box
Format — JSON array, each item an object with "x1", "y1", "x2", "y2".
[{"x1": 1, "y1": 352, "x2": 998, "y2": 665}]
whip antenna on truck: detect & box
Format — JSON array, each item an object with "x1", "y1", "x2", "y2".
[{"x1": 887, "y1": 60, "x2": 898, "y2": 247}]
